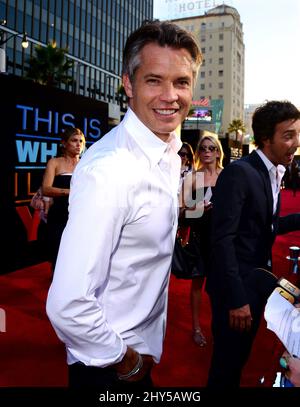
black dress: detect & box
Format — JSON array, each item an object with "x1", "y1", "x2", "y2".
[
  {"x1": 188, "y1": 186, "x2": 215, "y2": 277},
  {"x1": 46, "y1": 174, "x2": 72, "y2": 268}
]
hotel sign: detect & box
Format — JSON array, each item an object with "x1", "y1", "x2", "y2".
[{"x1": 153, "y1": 0, "x2": 222, "y2": 20}]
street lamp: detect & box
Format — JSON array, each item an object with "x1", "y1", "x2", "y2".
[
  {"x1": 75, "y1": 60, "x2": 86, "y2": 94},
  {"x1": 21, "y1": 33, "x2": 29, "y2": 48},
  {"x1": 0, "y1": 23, "x2": 28, "y2": 73},
  {"x1": 0, "y1": 31, "x2": 28, "y2": 48}
]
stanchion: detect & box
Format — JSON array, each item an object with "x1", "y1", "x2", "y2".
[{"x1": 286, "y1": 246, "x2": 300, "y2": 275}]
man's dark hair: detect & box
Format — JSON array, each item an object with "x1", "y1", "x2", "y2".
[
  {"x1": 252, "y1": 100, "x2": 300, "y2": 148},
  {"x1": 122, "y1": 20, "x2": 202, "y2": 82}
]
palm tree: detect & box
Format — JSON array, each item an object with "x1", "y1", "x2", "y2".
[
  {"x1": 116, "y1": 83, "x2": 128, "y2": 112},
  {"x1": 116, "y1": 83, "x2": 126, "y2": 99},
  {"x1": 26, "y1": 41, "x2": 73, "y2": 87},
  {"x1": 227, "y1": 119, "x2": 246, "y2": 142}
]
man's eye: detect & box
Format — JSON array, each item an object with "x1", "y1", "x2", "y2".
[{"x1": 177, "y1": 80, "x2": 190, "y2": 87}]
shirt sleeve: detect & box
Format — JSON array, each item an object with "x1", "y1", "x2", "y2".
[{"x1": 46, "y1": 158, "x2": 129, "y2": 367}]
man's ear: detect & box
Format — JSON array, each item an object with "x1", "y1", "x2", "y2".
[
  {"x1": 122, "y1": 74, "x2": 133, "y2": 98},
  {"x1": 262, "y1": 137, "x2": 270, "y2": 148}
]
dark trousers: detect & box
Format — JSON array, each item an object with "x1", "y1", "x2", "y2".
[
  {"x1": 207, "y1": 286, "x2": 265, "y2": 388},
  {"x1": 68, "y1": 362, "x2": 153, "y2": 389}
]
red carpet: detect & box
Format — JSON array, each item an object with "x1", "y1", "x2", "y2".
[{"x1": 0, "y1": 189, "x2": 299, "y2": 387}]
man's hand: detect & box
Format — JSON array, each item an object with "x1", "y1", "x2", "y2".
[
  {"x1": 229, "y1": 304, "x2": 252, "y2": 332},
  {"x1": 204, "y1": 201, "x2": 213, "y2": 211},
  {"x1": 282, "y1": 350, "x2": 300, "y2": 387},
  {"x1": 112, "y1": 347, "x2": 154, "y2": 382}
]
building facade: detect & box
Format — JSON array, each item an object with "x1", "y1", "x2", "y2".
[
  {"x1": 244, "y1": 103, "x2": 260, "y2": 138},
  {"x1": 0, "y1": 0, "x2": 153, "y2": 121},
  {"x1": 175, "y1": 4, "x2": 245, "y2": 136}
]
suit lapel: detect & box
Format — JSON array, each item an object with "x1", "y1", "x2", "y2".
[{"x1": 247, "y1": 151, "x2": 274, "y2": 218}]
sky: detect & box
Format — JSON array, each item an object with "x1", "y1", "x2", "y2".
[{"x1": 153, "y1": 0, "x2": 300, "y2": 107}]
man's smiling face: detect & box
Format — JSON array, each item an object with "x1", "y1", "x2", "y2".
[
  {"x1": 262, "y1": 119, "x2": 300, "y2": 166},
  {"x1": 123, "y1": 43, "x2": 194, "y2": 142}
]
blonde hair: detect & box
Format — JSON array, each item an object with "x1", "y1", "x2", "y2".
[{"x1": 194, "y1": 134, "x2": 224, "y2": 171}]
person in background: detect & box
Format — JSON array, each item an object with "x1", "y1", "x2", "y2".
[
  {"x1": 206, "y1": 100, "x2": 300, "y2": 388},
  {"x1": 46, "y1": 20, "x2": 202, "y2": 388},
  {"x1": 175, "y1": 143, "x2": 195, "y2": 257},
  {"x1": 178, "y1": 142, "x2": 194, "y2": 177},
  {"x1": 187, "y1": 134, "x2": 224, "y2": 346},
  {"x1": 42, "y1": 127, "x2": 85, "y2": 270}
]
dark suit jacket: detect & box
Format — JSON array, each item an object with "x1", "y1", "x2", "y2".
[{"x1": 206, "y1": 150, "x2": 300, "y2": 309}]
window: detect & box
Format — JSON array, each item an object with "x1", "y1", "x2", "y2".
[
  {"x1": 200, "y1": 84, "x2": 205, "y2": 90},
  {"x1": 219, "y1": 45, "x2": 223, "y2": 52},
  {"x1": 219, "y1": 57, "x2": 223, "y2": 65},
  {"x1": 218, "y1": 82, "x2": 223, "y2": 89},
  {"x1": 218, "y1": 70, "x2": 223, "y2": 77},
  {"x1": 209, "y1": 70, "x2": 212, "y2": 76},
  {"x1": 201, "y1": 47, "x2": 205, "y2": 54},
  {"x1": 219, "y1": 33, "x2": 223, "y2": 40},
  {"x1": 201, "y1": 37, "x2": 206, "y2": 43},
  {"x1": 201, "y1": 71, "x2": 205, "y2": 78}
]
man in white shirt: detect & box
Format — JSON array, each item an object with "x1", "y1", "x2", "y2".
[
  {"x1": 206, "y1": 100, "x2": 300, "y2": 388},
  {"x1": 46, "y1": 20, "x2": 202, "y2": 388}
]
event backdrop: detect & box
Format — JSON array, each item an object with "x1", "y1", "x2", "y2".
[{"x1": 0, "y1": 74, "x2": 108, "y2": 272}]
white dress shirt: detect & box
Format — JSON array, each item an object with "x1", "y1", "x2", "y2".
[
  {"x1": 256, "y1": 149, "x2": 285, "y2": 214},
  {"x1": 46, "y1": 108, "x2": 182, "y2": 367}
]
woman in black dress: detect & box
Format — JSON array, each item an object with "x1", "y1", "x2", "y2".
[
  {"x1": 184, "y1": 134, "x2": 224, "y2": 346},
  {"x1": 42, "y1": 127, "x2": 85, "y2": 271}
]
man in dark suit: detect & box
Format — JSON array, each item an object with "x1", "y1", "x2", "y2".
[{"x1": 206, "y1": 100, "x2": 300, "y2": 388}]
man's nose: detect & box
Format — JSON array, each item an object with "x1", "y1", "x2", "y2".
[{"x1": 160, "y1": 83, "x2": 178, "y2": 102}]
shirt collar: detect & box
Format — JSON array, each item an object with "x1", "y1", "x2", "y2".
[
  {"x1": 123, "y1": 108, "x2": 182, "y2": 167},
  {"x1": 256, "y1": 149, "x2": 286, "y2": 178}
]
